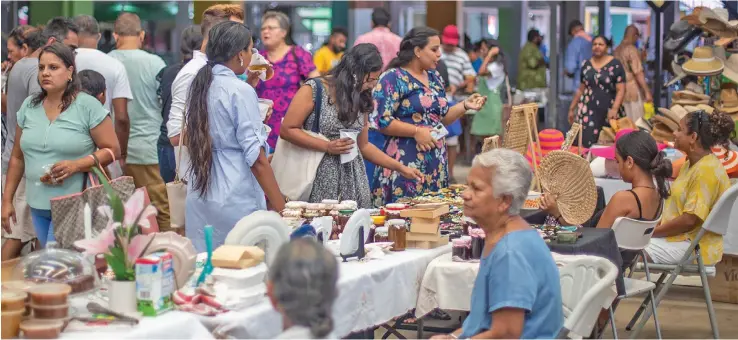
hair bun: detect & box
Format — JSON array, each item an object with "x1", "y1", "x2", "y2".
[{"x1": 650, "y1": 151, "x2": 673, "y2": 178}]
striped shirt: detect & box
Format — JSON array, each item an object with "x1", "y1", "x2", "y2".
[{"x1": 441, "y1": 47, "x2": 476, "y2": 87}]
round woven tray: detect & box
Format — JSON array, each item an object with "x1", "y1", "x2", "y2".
[{"x1": 538, "y1": 151, "x2": 598, "y2": 225}]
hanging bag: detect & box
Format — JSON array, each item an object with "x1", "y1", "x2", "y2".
[
  {"x1": 167, "y1": 116, "x2": 188, "y2": 232},
  {"x1": 270, "y1": 79, "x2": 328, "y2": 201}
]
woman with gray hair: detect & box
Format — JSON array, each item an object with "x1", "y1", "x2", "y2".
[
  {"x1": 256, "y1": 11, "x2": 320, "y2": 149},
  {"x1": 433, "y1": 149, "x2": 562, "y2": 339},
  {"x1": 268, "y1": 238, "x2": 339, "y2": 339}
]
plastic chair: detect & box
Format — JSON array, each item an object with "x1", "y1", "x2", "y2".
[
  {"x1": 557, "y1": 256, "x2": 619, "y2": 339},
  {"x1": 628, "y1": 184, "x2": 738, "y2": 339},
  {"x1": 607, "y1": 217, "x2": 662, "y2": 339}
]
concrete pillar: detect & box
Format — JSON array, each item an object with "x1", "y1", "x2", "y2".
[
  {"x1": 331, "y1": 1, "x2": 349, "y2": 32},
  {"x1": 597, "y1": 0, "x2": 611, "y2": 38},
  {"x1": 548, "y1": 1, "x2": 560, "y2": 130},
  {"x1": 499, "y1": 1, "x2": 524, "y2": 85}
]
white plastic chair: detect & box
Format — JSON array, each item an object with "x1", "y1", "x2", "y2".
[
  {"x1": 608, "y1": 217, "x2": 662, "y2": 339},
  {"x1": 558, "y1": 256, "x2": 619, "y2": 339},
  {"x1": 629, "y1": 184, "x2": 738, "y2": 339}
]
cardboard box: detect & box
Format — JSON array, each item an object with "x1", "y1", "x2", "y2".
[
  {"x1": 136, "y1": 251, "x2": 175, "y2": 316},
  {"x1": 708, "y1": 254, "x2": 738, "y2": 304}
]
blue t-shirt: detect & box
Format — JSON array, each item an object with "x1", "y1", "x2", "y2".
[
  {"x1": 460, "y1": 229, "x2": 563, "y2": 339},
  {"x1": 471, "y1": 57, "x2": 483, "y2": 73}
]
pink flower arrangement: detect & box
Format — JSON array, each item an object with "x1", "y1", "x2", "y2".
[{"x1": 74, "y1": 169, "x2": 157, "y2": 281}]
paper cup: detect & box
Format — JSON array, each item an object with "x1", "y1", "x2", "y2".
[
  {"x1": 258, "y1": 99, "x2": 273, "y2": 122},
  {"x1": 339, "y1": 129, "x2": 359, "y2": 164}
]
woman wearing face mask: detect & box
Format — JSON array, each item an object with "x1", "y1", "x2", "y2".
[
  {"x1": 645, "y1": 111, "x2": 734, "y2": 266},
  {"x1": 371, "y1": 27, "x2": 487, "y2": 206},
  {"x1": 257, "y1": 11, "x2": 320, "y2": 150},
  {"x1": 281, "y1": 44, "x2": 422, "y2": 207},
  {"x1": 568, "y1": 35, "x2": 626, "y2": 147},
  {"x1": 184, "y1": 21, "x2": 284, "y2": 252},
  {"x1": 1, "y1": 43, "x2": 120, "y2": 248}
]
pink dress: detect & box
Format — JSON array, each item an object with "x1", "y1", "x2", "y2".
[{"x1": 256, "y1": 46, "x2": 316, "y2": 148}]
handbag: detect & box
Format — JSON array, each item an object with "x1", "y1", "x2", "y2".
[
  {"x1": 270, "y1": 79, "x2": 328, "y2": 201},
  {"x1": 51, "y1": 167, "x2": 135, "y2": 249},
  {"x1": 167, "y1": 116, "x2": 188, "y2": 231}
]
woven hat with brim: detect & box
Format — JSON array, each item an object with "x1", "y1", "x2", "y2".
[
  {"x1": 717, "y1": 88, "x2": 738, "y2": 113},
  {"x1": 666, "y1": 61, "x2": 687, "y2": 87},
  {"x1": 671, "y1": 104, "x2": 690, "y2": 120},
  {"x1": 684, "y1": 7, "x2": 706, "y2": 26},
  {"x1": 715, "y1": 146, "x2": 738, "y2": 176},
  {"x1": 673, "y1": 90, "x2": 711, "y2": 101},
  {"x1": 722, "y1": 54, "x2": 738, "y2": 84},
  {"x1": 653, "y1": 114, "x2": 680, "y2": 132},
  {"x1": 684, "y1": 104, "x2": 716, "y2": 114},
  {"x1": 538, "y1": 151, "x2": 597, "y2": 225},
  {"x1": 682, "y1": 46, "x2": 725, "y2": 76},
  {"x1": 698, "y1": 7, "x2": 738, "y2": 38},
  {"x1": 685, "y1": 82, "x2": 705, "y2": 95},
  {"x1": 657, "y1": 107, "x2": 680, "y2": 126},
  {"x1": 636, "y1": 117, "x2": 653, "y2": 131},
  {"x1": 651, "y1": 122, "x2": 675, "y2": 143},
  {"x1": 599, "y1": 127, "x2": 616, "y2": 143}
]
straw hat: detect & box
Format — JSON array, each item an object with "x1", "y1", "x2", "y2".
[
  {"x1": 651, "y1": 122, "x2": 675, "y2": 143},
  {"x1": 671, "y1": 104, "x2": 690, "y2": 119},
  {"x1": 683, "y1": 7, "x2": 706, "y2": 26},
  {"x1": 723, "y1": 54, "x2": 738, "y2": 85},
  {"x1": 684, "y1": 104, "x2": 715, "y2": 114},
  {"x1": 657, "y1": 107, "x2": 682, "y2": 126},
  {"x1": 673, "y1": 90, "x2": 711, "y2": 101},
  {"x1": 636, "y1": 117, "x2": 653, "y2": 132},
  {"x1": 681, "y1": 46, "x2": 725, "y2": 76},
  {"x1": 717, "y1": 88, "x2": 738, "y2": 114},
  {"x1": 599, "y1": 127, "x2": 616, "y2": 143},
  {"x1": 685, "y1": 82, "x2": 705, "y2": 95},
  {"x1": 666, "y1": 61, "x2": 687, "y2": 87},
  {"x1": 653, "y1": 114, "x2": 679, "y2": 132},
  {"x1": 538, "y1": 151, "x2": 597, "y2": 225},
  {"x1": 698, "y1": 7, "x2": 738, "y2": 38}
]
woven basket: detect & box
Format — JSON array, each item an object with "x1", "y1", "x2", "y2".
[
  {"x1": 482, "y1": 136, "x2": 500, "y2": 153},
  {"x1": 538, "y1": 151, "x2": 598, "y2": 225},
  {"x1": 504, "y1": 108, "x2": 533, "y2": 155}
]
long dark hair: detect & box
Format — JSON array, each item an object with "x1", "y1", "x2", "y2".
[
  {"x1": 685, "y1": 110, "x2": 736, "y2": 150},
  {"x1": 486, "y1": 39, "x2": 508, "y2": 75},
  {"x1": 386, "y1": 26, "x2": 439, "y2": 70},
  {"x1": 31, "y1": 43, "x2": 80, "y2": 112},
  {"x1": 615, "y1": 131, "x2": 672, "y2": 199},
  {"x1": 325, "y1": 43, "x2": 382, "y2": 125},
  {"x1": 185, "y1": 21, "x2": 252, "y2": 196}
]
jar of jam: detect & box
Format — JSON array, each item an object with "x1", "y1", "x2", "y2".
[
  {"x1": 374, "y1": 227, "x2": 390, "y2": 243},
  {"x1": 337, "y1": 210, "x2": 353, "y2": 233},
  {"x1": 386, "y1": 219, "x2": 407, "y2": 251},
  {"x1": 384, "y1": 203, "x2": 406, "y2": 220}
]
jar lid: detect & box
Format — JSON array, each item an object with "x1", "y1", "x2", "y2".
[
  {"x1": 386, "y1": 219, "x2": 406, "y2": 226},
  {"x1": 385, "y1": 203, "x2": 406, "y2": 210},
  {"x1": 371, "y1": 216, "x2": 386, "y2": 224},
  {"x1": 375, "y1": 226, "x2": 389, "y2": 233},
  {"x1": 321, "y1": 199, "x2": 339, "y2": 204},
  {"x1": 339, "y1": 209, "x2": 355, "y2": 215}
]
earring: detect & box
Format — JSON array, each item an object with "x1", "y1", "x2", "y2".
[
  {"x1": 68, "y1": 77, "x2": 72, "y2": 83},
  {"x1": 239, "y1": 58, "x2": 244, "y2": 67},
  {"x1": 353, "y1": 74, "x2": 357, "y2": 84}
]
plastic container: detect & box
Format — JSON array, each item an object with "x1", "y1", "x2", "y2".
[
  {"x1": 1, "y1": 289, "x2": 27, "y2": 312},
  {"x1": 1, "y1": 310, "x2": 23, "y2": 338},
  {"x1": 386, "y1": 219, "x2": 407, "y2": 251},
  {"x1": 19, "y1": 319, "x2": 65, "y2": 339},
  {"x1": 31, "y1": 303, "x2": 69, "y2": 319},
  {"x1": 27, "y1": 283, "x2": 72, "y2": 306},
  {"x1": 13, "y1": 248, "x2": 98, "y2": 295}
]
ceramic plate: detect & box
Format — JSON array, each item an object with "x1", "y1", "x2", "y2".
[{"x1": 144, "y1": 232, "x2": 197, "y2": 289}]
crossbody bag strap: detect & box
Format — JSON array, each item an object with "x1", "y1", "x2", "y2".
[
  {"x1": 310, "y1": 78, "x2": 324, "y2": 134},
  {"x1": 174, "y1": 112, "x2": 186, "y2": 182}
]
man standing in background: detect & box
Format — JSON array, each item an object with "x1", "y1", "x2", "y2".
[
  {"x1": 440, "y1": 24, "x2": 476, "y2": 183},
  {"x1": 73, "y1": 14, "x2": 132, "y2": 170},
  {"x1": 354, "y1": 7, "x2": 402, "y2": 69},
  {"x1": 564, "y1": 20, "x2": 592, "y2": 93},
  {"x1": 614, "y1": 25, "x2": 652, "y2": 122},
  {"x1": 518, "y1": 29, "x2": 547, "y2": 91},
  {"x1": 109, "y1": 13, "x2": 170, "y2": 232},
  {"x1": 313, "y1": 27, "x2": 347, "y2": 75}
]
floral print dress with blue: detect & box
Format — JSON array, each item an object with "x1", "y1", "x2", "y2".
[
  {"x1": 371, "y1": 68, "x2": 450, "y2": 206},
  {"x1": 576, "y1": 58, "x2": 626, "y2": 147}
]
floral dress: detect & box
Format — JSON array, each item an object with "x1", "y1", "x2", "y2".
[
  {"x1": 576, "y1": 58, "x2": 625, "y2": 147},
  {"x1": 370, "y1": 68, "x2": 450, "y2": 206},
  {"x1": 256, "y1": 46, "x2": 316, "y2": 149}
]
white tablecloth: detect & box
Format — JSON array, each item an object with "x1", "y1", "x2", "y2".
[
  {"x1": 211, "y1": 245, "x2": 453, "y2": 338},
  {"x1": 61, "y1": 311, "x2": 214, "y2": 339},
  {"x1": 415, "y1": 252, "x2": 616, "y2": 317}
]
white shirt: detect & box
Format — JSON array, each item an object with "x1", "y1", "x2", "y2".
[
  {"x1": 167, "y1": 50, "x2": 208, "y2": 138},
  {"x1": 485, "y1": 61, "x2": 506, "y2": 90},
  {"x1": 75, "y1": 48, "x2": 133, "y2": 111}
]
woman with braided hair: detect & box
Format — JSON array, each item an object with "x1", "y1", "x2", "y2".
[{"x1": 646, "y1": 110, "x2": 735, "y2": 265}]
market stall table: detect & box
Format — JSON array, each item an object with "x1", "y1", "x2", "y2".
[
  {"x1": 60, "y1": 310, "x2": 215, "y2": 339},
  {"x1": 416, "y1": 228, "x2": 623, "y2": 318},
  {"x1": 208, "y1": 245, "x2": 452, "y2": 339}
]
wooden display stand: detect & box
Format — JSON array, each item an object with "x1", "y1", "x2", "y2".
[
  {"x1": 400, "y1": 204, "x2": 450, "y2": 249},
  {"x1": 504, "y1": 103, "x2": 542, "y2": 191}
]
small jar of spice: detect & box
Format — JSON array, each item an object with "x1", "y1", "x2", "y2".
[{"x1": 386, "y1": 219, "x2": 407, "y2": 251}]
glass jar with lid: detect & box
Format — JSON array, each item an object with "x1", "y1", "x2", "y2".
[
  {"x1": 374, "y1": 226, "x2": 390, "y2": 243},
  {"x1": 386, "y1": 219, "x2": 407, "y2": 251},
  {"x1": 384, "y1": 203, "x2": 406, "y2": 220}
]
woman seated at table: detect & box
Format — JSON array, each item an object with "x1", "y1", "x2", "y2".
[
  {"x1": 536, "y1": 130, "x2": 671, "y2": 229},
  {"x1": 646, "y1": 111, "x2": 734, "y2": 265},
  {"x1": 268, "y1": 238, "x2": 338, "y2": 339},
  {"x1": 433, "y1": 149, "x2": 562, "y2": 339}
]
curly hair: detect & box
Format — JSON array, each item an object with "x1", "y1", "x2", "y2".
[
  {"x1": 685, "y1": 110, "x2": 736, "y2": 150},
  {"x1": 324, "y1": 43, "x2": 383, "y2": 125}
]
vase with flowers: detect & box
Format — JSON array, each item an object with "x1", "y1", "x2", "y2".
[{"x1": 74, "y1": 168, "x2": 157, "y2": 315}]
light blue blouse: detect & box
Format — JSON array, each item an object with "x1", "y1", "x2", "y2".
[{"x1": 185, "y1": 64, "x2": 268, "y2": 252}]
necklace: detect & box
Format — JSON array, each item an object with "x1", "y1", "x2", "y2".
[{"x1": 632, "y1": 186, "x2": 656, "y2": 190}]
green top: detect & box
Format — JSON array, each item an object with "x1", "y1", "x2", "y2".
[
  {"x1": 18, "y1": 93, "x2": 108, "y2": 210},
  {"x1": 517, "y1": 42, "x2": 547, "y2": 90},
  {"x1": 108, "y1": 49, "x2": 166, "y2": 165}
]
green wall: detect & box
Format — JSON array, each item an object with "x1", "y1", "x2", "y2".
[{"x1": 29, "y1": 0, "x2": 94, "y2": 25}]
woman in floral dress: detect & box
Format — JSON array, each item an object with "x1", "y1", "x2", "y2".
[
  {"x1": 568, "y1": 35, "x2": 626, "y2": 147},
  {"x1": 371, "y1": 27, "x2": 487, "y2": 206}
]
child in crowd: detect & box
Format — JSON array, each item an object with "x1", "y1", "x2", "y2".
[{"x1": 78, "y1": 69, "x2": 107, "y2": 106}]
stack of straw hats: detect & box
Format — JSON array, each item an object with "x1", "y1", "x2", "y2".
[
  {"x1": 598, "y1": 117, "x2": 636, "y2": 144},
  {"x1": 652, "y1": 105, "x2": 689, "y2": 143}
]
